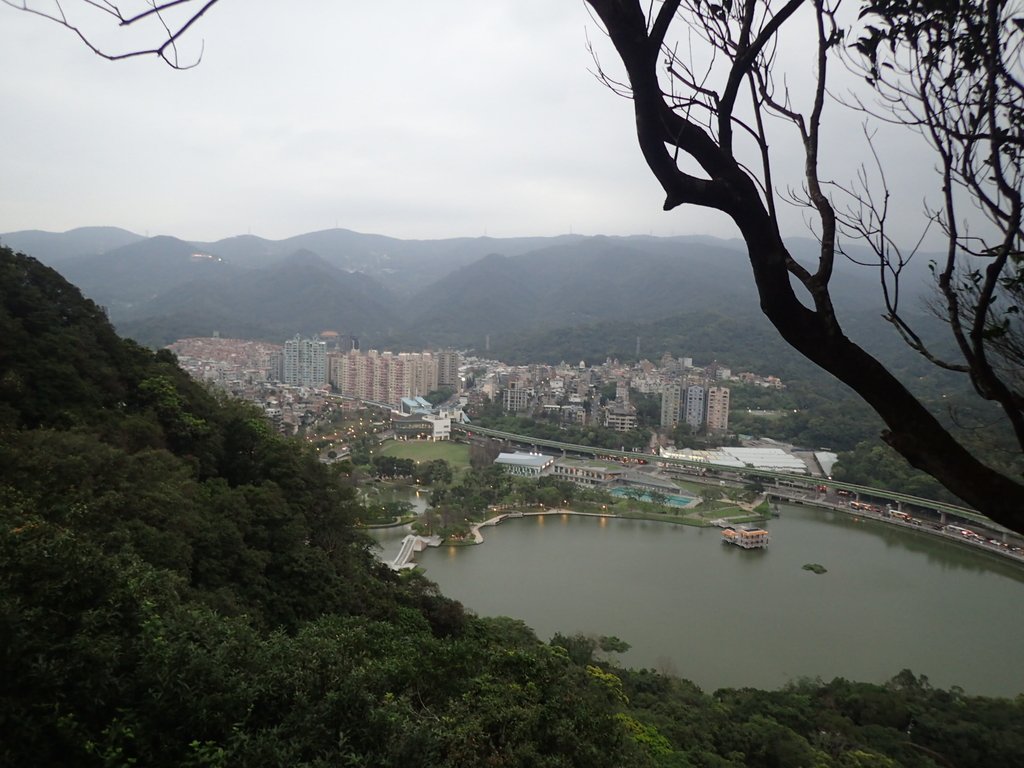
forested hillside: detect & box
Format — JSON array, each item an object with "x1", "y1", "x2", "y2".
[
  {"x1": 2, "y1": 244, "x2": 1022, "y2": 767},
  {"x1": 5, "y1": 227, "x2": 928, "y2": 356}
]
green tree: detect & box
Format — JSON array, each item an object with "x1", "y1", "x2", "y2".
[
  {"x1": 647, "y1": 490, "x2": 668, "y2": 507},
  {"x1": 415, "y1": 458, "x2": 454, "y2": 485},
  {"x1": 424, "y1": 386, "x2": 456, "y2": 406},
  {"x1": 699, "y1": 486, "x2": 722, "y2": 506},
  {"x1": 599, "y1": 635, "x2": 633, "y2": 655}
]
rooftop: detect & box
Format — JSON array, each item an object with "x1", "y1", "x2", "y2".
[{"x1": 494, "y1": 451, "x2": 554, "y2": 469}]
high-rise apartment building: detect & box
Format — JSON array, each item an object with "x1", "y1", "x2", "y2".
[
  {"x1": 684, "y1": 385, "x2": 706, "y2": 430},
  {"x1": 283, "y1": 335, "x2": 327, "y2": 387},
  {"x1": 437, "y1": 349, "x2": 460, "y2": 389},
  {"x1": 268, "y1": 350, "x2": 284, "y2": 382},
  {"x1": 503, "y1": 379, "x2": 531, "y2": 412},
  {"x1": 705, "y1": 386, "x2": 731, "y2": 432},
  {"x1": 330, "y1": 349, "x2": 439, "y2": 405},
  {"x1": 661, "y1": 382, "x2": 682, "y2": 428}
]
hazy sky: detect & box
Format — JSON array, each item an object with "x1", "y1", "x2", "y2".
[{"x1": 0, "y1": 1, "x2": 940, "y2": 244}]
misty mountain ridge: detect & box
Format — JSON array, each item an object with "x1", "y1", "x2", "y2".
[
  {"x1": 2, "y1": 225, "x2": 939, "y2": 357},
  {"x1": 0, "y1": 225, "x2": 144, "y2": 262},
  {"x1": 117, "y1": 249, "x2": 402, "y2": 346},
  {"x1": 49, "y1": 235, "x2": 234, "y2": 317}
]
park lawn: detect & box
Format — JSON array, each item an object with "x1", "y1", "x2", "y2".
[
  {"x1": 378, "y1": 439, "x2": 471, "y2": 470},
  {"x1": 673, "y1": 478, "x2": 709, "y2": 495},
  {"x1": 694, "y1": 500, "x2": 738, "y2": 517},
  {"x1": 701, "y1": 505, "x2": 745, "y2": 517}
]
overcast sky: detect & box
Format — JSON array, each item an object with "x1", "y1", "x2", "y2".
[{"x1": 0, "y1": 1, "x2": 941, "y2": 245}]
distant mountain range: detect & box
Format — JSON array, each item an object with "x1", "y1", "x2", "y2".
[{"x1": 0, "y1": 225, "x2": 938, "y2": 366}]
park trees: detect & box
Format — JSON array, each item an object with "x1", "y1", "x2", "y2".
[{"x1": 583, "y1": 0, "x2": 1024, "y2": 531}]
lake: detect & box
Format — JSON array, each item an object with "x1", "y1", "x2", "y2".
[{"x1": 393, "y1": 505, "x2": 1024, "y2": 697}]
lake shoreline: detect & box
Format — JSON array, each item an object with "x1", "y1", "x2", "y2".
[{"x1": 409, "y1": 504, "x2": 1024, "y2": 697}]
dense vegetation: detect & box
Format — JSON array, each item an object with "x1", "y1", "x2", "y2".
[
  {"x1": 0, "y1": 247, "x2": 640, "y2": 766},
  {"x1": 3, "y1": 245, "x2": 1023, "y2": 766}
]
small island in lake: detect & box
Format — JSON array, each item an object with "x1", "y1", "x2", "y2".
[{"x1": 802, "y1": 563, "x2": 828, "y2": 574}]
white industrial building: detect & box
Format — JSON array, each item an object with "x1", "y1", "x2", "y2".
[
  {"x1": 493, "y1": 451, "x2": 555, "y2": 478},
  {"x1": 661, "y1": 446, "x2": 808, "y2": 474}
]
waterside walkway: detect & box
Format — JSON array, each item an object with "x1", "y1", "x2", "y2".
[
  {"x1": 470, "y1": 508, "x2": 652, "y2": 543},
  {"x1": 765, "y1": 489, "x2": 1024, "y2": 564},
  {"x1": 390, "y1": 534, "x2": 442, "y2": 570}
]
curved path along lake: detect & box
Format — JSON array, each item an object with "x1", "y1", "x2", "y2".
[{"x1": 395, "y1": 505, "x2": 1024, "y2": 697}]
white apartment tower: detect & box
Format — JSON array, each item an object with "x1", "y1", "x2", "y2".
[
  {"x1": 684, "y1": 385, "x2": 706, "y2": 430},
  {"x1": 283, "y1": 335, "x2": 327, "y2": 387}
]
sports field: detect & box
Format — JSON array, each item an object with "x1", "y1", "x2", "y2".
[{"x1": 377, "y1": 439, "x2": 470, "y2": 470}]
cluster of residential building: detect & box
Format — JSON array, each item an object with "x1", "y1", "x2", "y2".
[
  {"x1": 170, "y1": 334, "x2": 460, "y2": 398},
  {"x1": 263, "y1": 335, "x2": 461, "y2": 403},
  {"x1": 167, "y1": 334, "x2": 784, "y2": 445},
  {"x1": 482, "y1": 353, "x2": 782, "y2": 435},
  {"x1": 167, "y1": 336, "x2": 283, "y2": 390},
  {"x1": 660, "y1": 381, "x2": 731, "y2": 433},
  {"x1": 167, "y1": 334, "x2": 465, "y2": 438},
  {"x1": 330, "y1": 348, "x2": 460, "y2": 405}
]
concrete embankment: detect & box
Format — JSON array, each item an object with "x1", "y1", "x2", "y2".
[
  {"x1": 469, "y1": 508, "x2": 613, "y2": 545},
  {"x1": 767, "y1": 492, "x2": 1024, "y2": 565}
]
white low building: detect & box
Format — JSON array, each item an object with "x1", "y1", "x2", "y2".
[
  {"x1": 422, "y1": 412, "x2": 452, "y2": 441},
  {"x1": 660, "y1": 445, "x2": 808, "y2": 473},
  {"x1": 717, "y1": 447, "x2": 808, "y2": 473},
  {"x1": 494, "y1": 451, "x2": 555, "y2": 478}
]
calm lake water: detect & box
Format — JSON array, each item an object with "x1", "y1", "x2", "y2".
[{"x1": 385, "y1": 506, "x2": 1024, "y2": 697}]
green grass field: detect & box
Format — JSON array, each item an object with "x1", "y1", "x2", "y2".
[
  {"x1": 672, "y1": 478, "x2": 707, "y2": 494},
  {"x1": 377, "y1": 439, "x2": 471, "y2": 469}
]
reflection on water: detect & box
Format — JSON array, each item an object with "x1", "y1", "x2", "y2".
[
  {"x1": 787, "y1": 507, "x2": 1024, "y2": 581},
  {"x1": 412, "y1": 505, "x2": 1024, "y2": 698},
  {"x1": 362, "y1": 483, "x2": 430, "y2": 515},
  {"x1": 364, "y1": 485, "x2": 429, "y2": 563},
  {"x1": 367, "y1": 522, "x2": 412, "y2": 562}
]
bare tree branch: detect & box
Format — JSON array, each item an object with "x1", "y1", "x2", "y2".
[
  {"x1": 2, "y1": 0, "x2": 222, "y2": 68},
  {"x1": 587, "y1": 0, "x2": 1024, "y2": 532}
]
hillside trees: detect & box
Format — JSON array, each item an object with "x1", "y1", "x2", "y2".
[
  {"x1": 583, "y1": 0, "x2": 1024, "y2": 531},
  {"x1": 2, "y1": 246, "x2": 665, "y2": 766}
]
